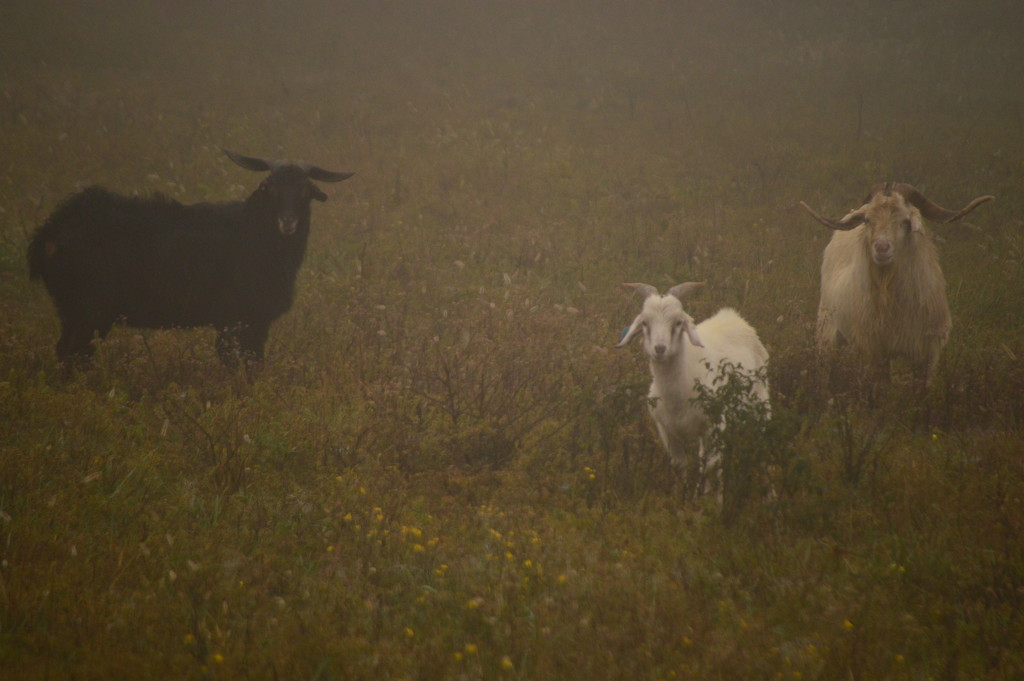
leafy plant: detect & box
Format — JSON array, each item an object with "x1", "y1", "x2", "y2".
[{"x1": 692, "y1": 359, "x2": 804, "y2": 521}]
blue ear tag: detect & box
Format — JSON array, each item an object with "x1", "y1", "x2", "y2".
[{"x1": 620, "y1": 327, "x2": 631, "y2": 341}]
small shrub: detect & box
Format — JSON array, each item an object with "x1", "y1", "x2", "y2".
[{"x1": 692, "y1": 360, "x2": 803, "y2": 521}]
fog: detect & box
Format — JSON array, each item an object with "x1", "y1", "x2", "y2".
[
  {"x1": 3, "y1": 2, "x2": 1024, "y2": 679},
  {"x1": 3, "y1": 0, "x2": 1021, "y2": 191}
]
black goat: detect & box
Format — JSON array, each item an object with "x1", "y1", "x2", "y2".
[{"x1": 27, "y1": 150, "x2": 353, "y2": 373}]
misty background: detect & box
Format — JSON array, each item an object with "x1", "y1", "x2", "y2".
[{"x1": 3, "y1": 0, "x2": 1021, "y2": 207}]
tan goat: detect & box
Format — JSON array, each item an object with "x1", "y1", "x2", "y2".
[{"x1": 800, "y1": 183, "x2": 993, "y2": 387}]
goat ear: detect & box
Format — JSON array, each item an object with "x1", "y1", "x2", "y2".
[
  {"x1": 311, "y1": 186, "x2": 328, "y2": 202},
  {"x1": 305, "y1": 165, "x2": 354, "y2": 183},
  {"x1": 839, "y1": 209, "x2": 868, "y2": 230},
  {"x1": 224, "y1": 150, "x2": 273, "y2": 172},
  {"x1": 799, "y1": 202, "x2": 866, "y2": 231},
  {"x1": 615, "y1": 315, "x2": 644, "y2": 348},
  {"x1": 683, "y1": 318, "x2": 704, "y2": 348}
]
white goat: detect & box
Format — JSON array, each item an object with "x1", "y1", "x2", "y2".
[
  {"x1": 800, "y1": 183, "x2": 993, "y2": 388},
  {"x1": 616, "y1": 282, "x2": 770, "y2": 492}
]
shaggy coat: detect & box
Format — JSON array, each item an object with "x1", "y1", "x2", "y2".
[
  {"x1": 27, "y1": 151, "x2": 352, "y2": 371},
  {"x1": 802, "y1": 183, "x2": 993, "y2": 386}
]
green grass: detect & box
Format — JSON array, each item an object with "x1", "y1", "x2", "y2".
[{"x1": 2, "y1": 1, "x2": 1023, "y2": 679}]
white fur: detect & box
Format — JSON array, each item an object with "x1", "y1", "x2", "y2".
[{"x1": 618, "y1": 285, "x2": 770, "y2": 482}]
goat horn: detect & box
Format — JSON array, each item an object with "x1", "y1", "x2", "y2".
[
  {"x1": 892, "y1": 183, "x2": 995, "y2": 223},
  {"x1": 223, "y1": 150, "x2": 274, "y2": 173},
  {"x1": 621, "y1": 283, "x2": 660, "y2": 299},
  {"x1": 799, "y1": 201, "x2": 863, "y2": 231},
  {"x1": 667, "y1": 281, "x2": 706, "y2": 301},
  {"x1": 302, "y1": 164, "x2": 355, "y2": 183}
]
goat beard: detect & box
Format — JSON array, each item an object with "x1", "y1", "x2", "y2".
[{"x1": 868, "y1": 260, "x2": 899, "y2": 319}]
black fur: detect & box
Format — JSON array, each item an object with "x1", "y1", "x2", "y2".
[{"x1": 27, "y1": 151, "x2": 352, "y2": 373}]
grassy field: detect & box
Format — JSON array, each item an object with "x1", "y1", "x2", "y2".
[{"x1": 2, "y1": 1, "x2": 1023, "y2": 679}]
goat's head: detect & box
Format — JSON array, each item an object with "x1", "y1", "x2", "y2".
[
  {"x1": 800, "y1": 183, "x2": 994, "y2": 267},
  {"x1": 615, "y1": 282, "x2": 705, "y2": 362},
  {"x1": 225, "y1": 150, "x2": 354, "y2": 235}
]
